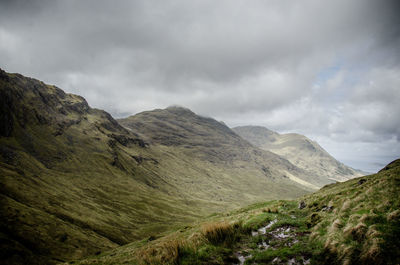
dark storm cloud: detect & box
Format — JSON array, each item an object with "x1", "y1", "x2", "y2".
[{"x1": 1, "y1": 0, "x2": 399, "y2": 171}]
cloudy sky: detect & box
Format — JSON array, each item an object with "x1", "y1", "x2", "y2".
[{"x1": 1, "y1": 0, "x2": 399, "y2": 172}]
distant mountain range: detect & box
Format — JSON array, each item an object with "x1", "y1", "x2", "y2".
[
  {"x1": 0, "y1": 69, "x2": 365, "y2": 264},
  {"x1": 233, "y1": 126, "x2": 366, "y2": 183}
]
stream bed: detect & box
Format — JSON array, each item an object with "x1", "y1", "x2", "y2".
[{"x1": 234, "y1": 219, "x2": 310, "y2": 265}]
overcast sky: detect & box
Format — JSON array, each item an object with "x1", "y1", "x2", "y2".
[{"x1": 1, "y1": 0, "x2": 399, "y2": 172}]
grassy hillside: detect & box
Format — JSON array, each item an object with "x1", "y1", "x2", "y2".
[
  {"x1": 0, "y1": 69, "x2": 210, "y2": 264},
  {"x1": 0, "y1": 70, "x2": 311, "y2": 264},
  {"x1": 77, "y1": 159, "x2": 400, "y2": 265},
  {"x1": 234, "y1": 126, "x2": 365, "y2": 185},
  {"x1": 301, "y1": 159, "x2": 400, "y2": 264}
]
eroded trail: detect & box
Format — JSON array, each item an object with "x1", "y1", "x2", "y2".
[{"x1": 232, "y1": 202, "x2": 314, "y2": 265}]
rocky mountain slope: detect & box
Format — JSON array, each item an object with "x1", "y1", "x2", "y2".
[
  {"x1": 0, "y1": 69, "x2": 312, "y2": 264},
  {"x1": 78, "y1": 159, "x2": 400, "y2": 265},
  {"x1": 118, "y1": 107, "x2": 325, "y2": 189},
  {"x1": 233, "y1": 126, "x2": 365, "y2": 184}
]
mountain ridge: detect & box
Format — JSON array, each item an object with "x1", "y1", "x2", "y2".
[
  {"x1": 118, "y1": 107, "x2": 325, "y2": 190},
  {"x1": 233, "y1": 125, "x2": 365, "y2": 183}
]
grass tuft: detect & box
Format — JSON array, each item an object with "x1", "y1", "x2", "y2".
[
  {"x1": 201, "y1": 221, "x2": 239, "y2": 246},
  {"x1": 137, "y1": 238, "x2": 189, "y2": 265}
]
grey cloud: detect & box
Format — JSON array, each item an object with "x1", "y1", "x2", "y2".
[
  {"x1": 0, "y1": 0, "x2": 399, "y2": 171},
  {"x1": 0, "y1": 0, "x2": 394, "y2": 82}
]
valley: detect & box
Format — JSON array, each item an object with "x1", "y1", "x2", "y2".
[
  {"x1": 0, "y1": 69, "x2": 398, "y2": 265},
  {"x1": 77, "y1": 159, "x2": 400, "y2": 265},
  {"x1": 0, "y1": 70, "x2": 310, "y2": 264}
]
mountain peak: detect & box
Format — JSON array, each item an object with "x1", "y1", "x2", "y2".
[
  {"x1": 119, "y1": 106, "x2": 243, "y2": 148},
  {"x1": 165, "y1": 105, "x2": 195, "y2": 114}
]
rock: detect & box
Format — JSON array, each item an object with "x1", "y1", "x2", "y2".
[
  {"x1": 298, "y1": 201, "x2": 306, "y2": 209},
  {"x1": 358, "y1": 179, "x2": 366, "y2": 185},
  {"x1": 321, "y1": 206, "x2": 334, "y2": 212},
  {"x1": 307, "y1": 213, "x2": 321, "y2": 228},
  {"x1": 261, "y1": 166, "x2": 272, "y2": 177}
]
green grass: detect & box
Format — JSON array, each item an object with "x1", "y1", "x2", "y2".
[
  {"x1": 242, "y1": 212, "x2": 276, "y2": 231},
  {"x1": 75, "y1": 197, "x2": 317, "y2": 264},
  {"x1": 249, "y1": 243, "x2": 311, "y2": 263},
  {"x1": 76, "y1": 159, "x2": 400, "y2": 265},
  {"x1": 301, "y1": 159, "x2": 400, "y2": 264}
]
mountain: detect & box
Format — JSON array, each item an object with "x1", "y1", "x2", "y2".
[
  {"x1": 0, "y1": 69, "x2": 312, "y2": 264},
  {"x1": 78, "y1": 159, "x2": 400, "y2": 265},
  {"x1": 233, "y1": 126, "x2": 365, "y2": 184},
  {"x1": 118, "y1": 106, "x2": 323, "y2": 190},
  {"x1": 0, "y1": 69, "x2": 201, "y2": 264},
  {"x1": 118, "y1": 105, "x2": 321, "y2": 195}
]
